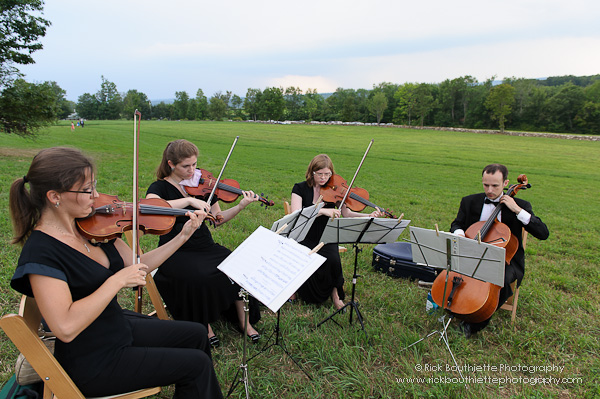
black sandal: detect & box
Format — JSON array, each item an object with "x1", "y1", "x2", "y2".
[
  {"x1": 247, "y1": 333, "x2": 261, "y2": 344},
  {"x1": 208, "y1": 335, "x2": 220, "y2": 348}
]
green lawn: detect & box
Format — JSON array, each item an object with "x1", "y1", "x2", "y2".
[{"x1": 1, "y1": 120, "x2": 599, "y2": 398}]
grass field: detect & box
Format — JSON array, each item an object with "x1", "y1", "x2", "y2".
[{"x1": 1, "y1": 120, "x2": 599, "y2": 398}]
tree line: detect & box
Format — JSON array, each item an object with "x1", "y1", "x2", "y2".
[
  {"x1": 74, "y1": 75, "x2": 600, "y2": 135},
  {"x1": 1, "y1": 1, "x2": 598, "y2": 136}
]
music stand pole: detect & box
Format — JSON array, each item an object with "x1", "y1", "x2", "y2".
[
  {"x1": 317, "y1": 219, "x2": 375, "y2": 340},
  {"x1": 227, "y1": 289, "x2": 251, "y2": 398},
  {"x1": 400, "y1": 239, "x2": 467, "y2": 387}
]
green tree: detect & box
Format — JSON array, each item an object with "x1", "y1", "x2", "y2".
[
  {"x1": 484, "y1": 83, "x2": 515, "y2": 132},
  {"x1": 303, "y1": 88, "x2": 323, "y2": 121},
  {"x1": 76, "y1": 92, "x2": 99, "y2": 120},
  {"x1": 0, "y1": 0, "x2": 51, "y2": 88},
  {"x1": 371, "y1": 82, "x2": 398, "y2": 123},
  {"x1": 172, "y1": 91, "x2": 189, "y2": 120},
  {"x1": 152, "y1": 101, "x2": 171, "y2": 120},
  {"x1": 284, "y1": 87, "x2": 303, "y2": 121},
  {"x1": 367, "y1": 91, "x2": 388, "y2": 124},
  {"x1": 122, "y1": 89, "x2": 150, "y2": 119},
  {"x1": 546, "y1": 83, "x2": 585, "y2": 132},
  {"x1": 393, "y1": 83, "x2": 417, "y2": 125},
  {"x1": 208, "y1": 95, "x2": 227, "y2": 120},
  {"x1": 260, "y1": 87, "x2": 285, "y2": 121},
  {"x1": 0, "y1": 79, "x2": 59, "y2": 135},
  {"x1": 0, "y1": 0, "x2": 54, "y2": 136},
  {"x1": 413, "y1": 83, "x2": 435, "y2": 127},
  {"x1": 96, "y1": 76, "x2": 122, "y2": 119},
  {"x1": 230, "y1": 94, "x2": 243, "y2": 119},
  {"x1": 194, "y1": 89, "x2": 208, "y2": 120},
  {"x1": 244, "y1": 88, "x2": 262, "y2": 121},
  {"x1": 45, "y1": 80, "x2": 72, "y2": 119}
]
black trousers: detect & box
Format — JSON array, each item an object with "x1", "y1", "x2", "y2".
[
  {"x1": 466, "y1": 262, "x2": 520, "y2": 334},
  {"x1": 80, "y1": 314, "x2": 223, "y2": 398}
]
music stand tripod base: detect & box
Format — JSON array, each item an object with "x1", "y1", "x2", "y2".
[
  {"x1": 317, "y1": 243, "x2": 368, "y2": 340},
  {"x1": 247, "y1": 307, "x2": 313, "y2": 380}
]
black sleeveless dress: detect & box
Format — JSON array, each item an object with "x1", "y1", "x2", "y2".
[{"x1": 292, "y1": 181, "x2": 345, "y2": 303}]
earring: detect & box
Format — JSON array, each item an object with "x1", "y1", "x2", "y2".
[{"x1": 55, "y1": 201, "x2": 60, "y2": 208}]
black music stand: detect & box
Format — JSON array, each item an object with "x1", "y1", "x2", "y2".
[
  {"x1": 400, "y1": 226, "x2": 505, "y2": 384},
  {"x1": 218, "y1": 226, "x2": 327, "y2": 397},
  {"x1": 270, "y1": 202, "x2": 324, "y2": 241},
  {"x1": 316, "y1": 217, "x2": 410, "y2": 339}
]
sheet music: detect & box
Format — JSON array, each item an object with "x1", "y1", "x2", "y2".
[
  {"x1": 321, "y1": 217, "x2": 410, "y2": 245},
  {"x1": 409, "y1": 226, "x2": 505, "y2": 286},
  {"x1": 218, "y1": 226, "x2": 326, "y2": 313},
  {"x1": 270, "y1": 203, "x2": 324, "y2": 242}
]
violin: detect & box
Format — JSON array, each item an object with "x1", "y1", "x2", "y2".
[
  {"x1": 76, "y1": 193, "x2": 221, "y2": 243},
  {"x1": 430, "y1": 174, "x2": 531, "y2": 323},
  {"x1": 183, "y1": 168, "x2": 274, "y2": 207},
  {"x1": 319, "y1": 174, "x2": 396, "y2": 218}
]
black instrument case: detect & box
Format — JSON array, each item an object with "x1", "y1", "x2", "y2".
[{"x1": 372, "y1": 242, "x2": 437, "y2": 282}]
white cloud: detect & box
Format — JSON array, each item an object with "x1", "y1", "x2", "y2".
[{"x1": 264, "y1": 75, "x2": 340, "y2": 93}]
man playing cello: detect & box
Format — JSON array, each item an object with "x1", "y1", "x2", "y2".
[{"x1": 450, "y1": 164, "x2": 549, "y2": 337}]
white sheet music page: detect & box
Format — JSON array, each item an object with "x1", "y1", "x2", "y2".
[{"x1": 218, "y1": 226, "x2": 326, "y2": 313}]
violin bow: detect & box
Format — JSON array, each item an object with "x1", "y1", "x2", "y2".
[
  {"x1": 337, "y1": 139, "x2": 374, "y2": 212},
  {"x1": 133, "y1": 109, "x2": 143, "y2": 313},
  {"x1": 205, "y1": 136, "x2": 239, "y2": 207}
]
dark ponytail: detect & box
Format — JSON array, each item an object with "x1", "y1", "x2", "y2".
[{"x1": 9, "y1": 147, "x2": 95, "y2": 245}]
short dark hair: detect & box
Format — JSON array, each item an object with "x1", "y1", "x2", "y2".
[{"x1": 482, "y1": 164, "x2": 508, "y2": 181}]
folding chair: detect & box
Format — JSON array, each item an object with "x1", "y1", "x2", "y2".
[
  {"x1": 499, "y1": 229, "x2": 527, "y2": 329},
  {"x1": 0, "y1": 295, "x2": 160, "y2": 399}
]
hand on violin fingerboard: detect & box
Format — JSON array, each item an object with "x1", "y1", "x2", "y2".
[{"x1": 238, "y1": 190, "x2": 260, "y2": 209}]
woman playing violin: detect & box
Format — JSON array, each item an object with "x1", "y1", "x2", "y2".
[
  {"x1": 291, "y1": 154, "x2": 382, "y2": 309},
  {"x1": 9, "y1": 147, "x2": 222, "y2": 398},
  {"x1": 146, "y1": 139, "x2": 261, "y2": 347}
]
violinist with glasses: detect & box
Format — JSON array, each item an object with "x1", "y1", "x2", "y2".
[
  {"x1": 9, "y1": 147, "x2": 222, "y2": 398},
  {"x1": 290, "y1": 154, "x2": 382, "y2": 310}
]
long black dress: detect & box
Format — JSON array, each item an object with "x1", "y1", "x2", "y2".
[
  {"x1": 11, "y1": 231, "x2": 222, "y2": 398},
  {"x1": 292, "y1": 181, "x2": 345, "y2": 303},
  {"x1": 146, "y1": 179, "x2": 260, "y2": 326}
]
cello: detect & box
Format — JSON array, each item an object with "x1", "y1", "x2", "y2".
[{"x1": 430, "y1": 174, "x2": 531, "y2": 323}]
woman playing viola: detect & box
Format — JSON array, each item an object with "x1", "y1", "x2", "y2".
[
  {"x1": 145, "y1": 139, "x2": 261, "y2": 347},
  {"x1": 9, "y1": 147, "x2": 222, "y2": 398},
  {"x1": 291, "y1": 154, "x2": 382, "y2": 309}
]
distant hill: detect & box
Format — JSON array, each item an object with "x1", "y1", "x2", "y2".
[{"x1": 150, "y1": 98, "x2": 175, "y2": 105}]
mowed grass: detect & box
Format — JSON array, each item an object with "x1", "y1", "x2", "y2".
[{"x1": 1, "y1": 120, "x2": 599, "y2": 398}]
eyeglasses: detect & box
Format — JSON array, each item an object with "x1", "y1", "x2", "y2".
[
  {"x1": 66, "y1": 180, "x2": 97, "y2": 196},
  {"x1": 313, "y1": 172, "x2": 332, "y2": 178}
]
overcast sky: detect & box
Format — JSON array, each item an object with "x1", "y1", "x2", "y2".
[{"x1": 19, "y1": 0, "x2": 600, "y2": 102}]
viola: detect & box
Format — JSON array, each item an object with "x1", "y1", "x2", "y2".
[
  {"x1": 319, "y1": 174, "x2": 396, "y2": 218},
  {"x1": 430, "y1": 174, "x2": 531, "y2": 323},
  {"x1": 184, "y1": 168, "x2": 274, "y2": 207},
  {"x1": 76, "y1": 193, "x2": 221, "y2": 243}
]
